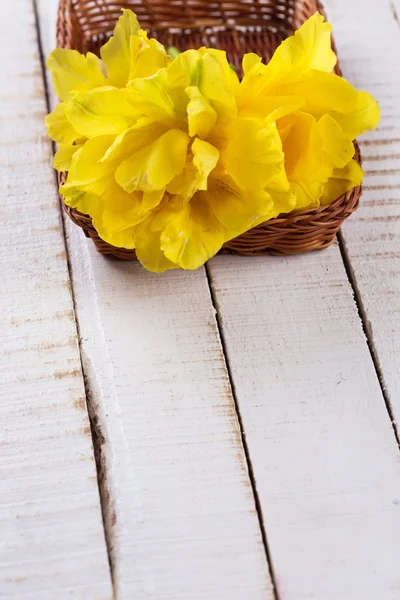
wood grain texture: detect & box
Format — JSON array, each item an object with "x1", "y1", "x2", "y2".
[
  {"x1": 37, "y1": 1, "x2": 274, "y2": 598},
  {"x1": 0, "y1": 2, "x2": 112, "y2": 598},
  {"x1": 37, "y1": 1, "x2": 400, "y2": 598},
  {"x1": 65, "y1": 239, "x2": 273, "y2": 600},
  {"x1": 208, "y1": 248, "x2": 400, "y2": 600},
  {"x1": 326, "y1": 0, "x2": 400, "y2": 434}
]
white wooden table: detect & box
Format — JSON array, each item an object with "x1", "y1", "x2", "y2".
[{"x1": 1, "y1": 0, "x2": 400, "y2": 598}]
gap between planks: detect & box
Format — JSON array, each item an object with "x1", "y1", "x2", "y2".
[
  {"x1": 337, "y1": 231, "x2": 400, "y2": 449},
  {"x1": 32, "y1": 0, "x2": 116, "y2": 591},
  {"x1": 0, "y1": 0, "x2": 113, "y2": 597},
  {"x1": 390, "y1": 1, "x2": 400, "y2": 27},
  {"x1": 325, "y1": 0, "x2": 400, "y2": 447},
  {"x1": 205, "y1": 263, "x2": 279, "y2": 600}
]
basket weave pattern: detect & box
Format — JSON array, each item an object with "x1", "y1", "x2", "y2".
[{"x1": 56, "y1": 0, "x2": 362, "y2": 259}]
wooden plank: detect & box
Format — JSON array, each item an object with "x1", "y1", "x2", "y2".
[
  {"x1": 37, "y1": 1, "x2": 274, "y2": 598},
  {"x1": 66, "y1": 242, "x2": 273, "y2": 600},
  {"x1": 326, "y1": 0, "x2": 400, "y2": 434},
  {"x1": 208, "y1": 248, "x2": 400, "y2": 599},
  {"x1": 0, "y1": 2, "x2": 113, "y2": 599}
]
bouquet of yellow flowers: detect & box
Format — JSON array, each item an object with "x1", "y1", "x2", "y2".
[{"x1": 46, "y1": 9, "x2": 379, "y2": 272}]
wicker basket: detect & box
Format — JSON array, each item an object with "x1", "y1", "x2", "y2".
[{"x1": 56, "y1": 0, "x2": 362, "y2": 259}]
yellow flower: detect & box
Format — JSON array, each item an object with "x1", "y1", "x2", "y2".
[
  {"x1": 47, "y1": 10, "x2": 170, "y2": 99},
  {"x1": 56, "y1": 43, "x2": 289, "y2": 271},
  {"x1": 60, "y1": 136, "x2": 143, "y2": 249},
  {"x1": 46, "y1": 9, "x2": 380, "y2": 273},
  {"x1": 276, "y1": 111, "x2": 363, "y2": 209},
  {"x1": 100, "y1": 10, "x2": 171, "y2": 87},
  {"x1": 44, "y1": 102, "x2": 85, "y2": 169},
  {"x1": 45, "y1": 9, "x2": 170, "y2": 170},
  {"x1": 237, "y1": 11, "x2": 380, "y2": 210}
]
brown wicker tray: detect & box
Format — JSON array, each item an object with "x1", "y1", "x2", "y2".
[{"x1": 56, "y1": 0, "x2": 362, "y2": 259}]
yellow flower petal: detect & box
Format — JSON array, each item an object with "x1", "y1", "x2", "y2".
[
  {"x1": 99, "y1": 118, "x2": 167, "y2": 164},
  {"x1": 278, "y1": 71, "x2": 358, "y2": 118},
  {"x1": 207, "y1": 177, "x2": 275, "y2": 238},
  {"x1": 128, "y1": 33, "x2": 171, "y2": 81},
  {"x1": 199, "y1": 48, "x2": 239, "y2": 89},
  {"x1": 165, "y1": 49, "x2": 201, "y2": 89},
  {"x1": 242, "y1": 53, "x2": 262, "y2": 75},
  {"x1": 271, "y1": 12, "x2": 336, "y2": 75},
  {"x1": 192, "y1": 139, "x2": 219, "y2": 190},
  {"x1": 128, "y1": 78, "x2": 177, "y2": 124},
  {"x1": 134, "y1": 205, "x2": 178, "y2": 272},
  {"x1": 282, "y1": 111, "x2": 329, "y2": 209},
  {"x1": 160, "y1": 195, "x2": 225, "y2": 270},
  {"x1": 320, "y1": 159, "x2": 363, "y2": 206},
  {"x1": 54, "y1": 142, "x2": 84, "y2": 171},
  {"x1": 267, "y1": 189, "x2": 297, "y2": 219},
  {"x1": 115, "y1": 129, "x2": 190, "y2": 193},
  {"x1": 100, "y1": 10, "x2": 170, "y2": 87},
  {"x1": 165, "y1": 140, "x2": 219, "y2": 202},
  {"x1": 102, "y1": 181, "x2": 143, "y2": 230},
  {"x1": 46, "y1": 49, "x2": 107, "y2": 101},
  {"x1": 186, "y1": 86, "x2": 217, "y2": 138},
  {"x1": 332, "y1": 90, "x2": 380, "y2": 139},
  {"x1": 166, "y1": 164, "x2": 198, "y2": 200},
  {"x1": 222, "y1": 117, "x2": 288, "y2": 192},
  {"x1": 78, "y1": 188, "x2": 141, "y2": 250},
  {"x1": 45, "y1": 102, "x2": 82, "y2": 144},
  {"x1": 60, "y1": 136, "x2": 144, "y2": 249},
  {"x1": 282, "y1": 112, "x2": 317, "y2": 178},
  {"x1": 281, "y1": 110, "x2": 357, "y2": 211},
  {"x1": 238, "y1": 13, "x2": 336, "y2": 107},
  {"x1": 99, "y1": 226, "x2": 137, "y2": 250},
  {"x1": 100, "y1": 9, "x2": 140, "y2": 87},
  {"x1": 277, "y1": 113, "x2": 297, "y2": 144},
  {"x1": 141, "y1": 188, "x2": 166, "y2": 214},
  {"x1": 239, "y1": 95, "x2": 305, "y2": 121},
  {"x1": 317, "y1": 113, "x2": 355, "y2": 169},
  {"x1": 65, "y1": 87, "x2": 140, "y2": 138},
  {"x1": 94, "y1": 181, "x2": 143, "y2": 248},
  {"x1": 290, "y1": 181, "x2": 324, "y2": 210},
  {"x1": 158, "y1": 50, "x2": 203, "y2": 124},
  {"x1": 197, "y1": 49, "x2": 238, "y2": 120},
  {"x1": 61, "y1": 136, "x2": 115, "y2": 203}
]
